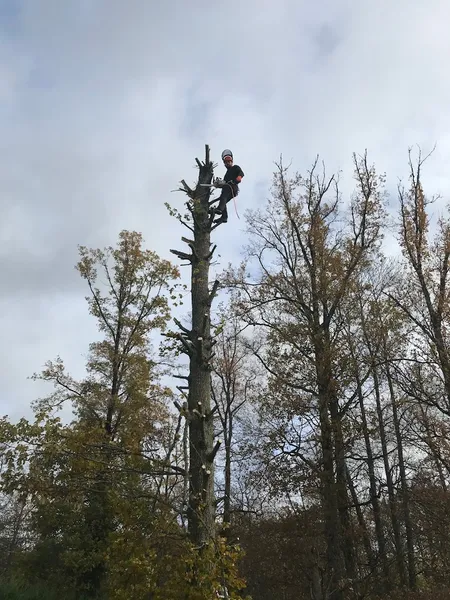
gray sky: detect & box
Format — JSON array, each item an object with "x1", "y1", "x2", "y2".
[{"x1": 1, "y1": 0, "x2": 450, "y2": 421}]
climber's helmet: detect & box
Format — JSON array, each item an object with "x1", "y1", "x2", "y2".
[{"x1": 221, "y1": 149, "x2": 233, "y2": 166}]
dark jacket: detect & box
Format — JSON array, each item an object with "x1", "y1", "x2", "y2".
[{"x1": 223, "y1": 165, "x2": 244, "y2": 194}]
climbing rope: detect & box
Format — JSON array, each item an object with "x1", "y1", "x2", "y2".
[{"x1": 225, "y1": 182, "x2": 240, "y2": 220}]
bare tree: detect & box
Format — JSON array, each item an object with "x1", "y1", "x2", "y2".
[
  {"x1": 211, "y1": 309, "x2": 257, "y2": 531},
  {"x1": 169, "y1": 145, "x2": 221, "y2": 548},
  {"x1": 226, "y1": 153, "x2": 386, "y2": 598}
]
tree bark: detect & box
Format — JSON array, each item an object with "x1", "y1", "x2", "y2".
[
  {"x1": 354, "y1": 366, "x2": 390, "y2": 586},
  {"x1": 223, "y1": 405, "x2": 232, "y2": 528},
  {"x1": 372, "y1": 365, "x2": 407, "y2": 587},
  {"x1": 330, "y1": 394, "x2": 357, "y2": 583},
  {"x1": 173, "y1": 146, "x2": 217, "y2": 547},
  {"x1": 315, "y1": 333, "x2": 346, "y2": 600},
  {"x1": 385, "y1": 353, "x2": 417, "y2": 590},
  {"x1": 345, "y1": 463, "x2": 375, "y2": 572}
]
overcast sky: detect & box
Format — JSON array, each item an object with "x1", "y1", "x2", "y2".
[{"x1": 1, "y1": 0, "x2": 450, "y2": 421}]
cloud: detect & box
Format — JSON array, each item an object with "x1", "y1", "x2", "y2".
[{"x1": 1, "y1": 0, "x2": 450, "y2": 418}]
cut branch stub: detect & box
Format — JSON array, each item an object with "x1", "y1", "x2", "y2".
[
  {"x1": 179, "y1": 179, "x2": 194, "y2": 197},
  {"x1": 170, "y1": 249, "x2": 193, "y2": 262},
  {"x1": 209, "y1": 280, "x2": 220, "y2": 304}
]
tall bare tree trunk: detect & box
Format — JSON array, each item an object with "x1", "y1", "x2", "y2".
[{"x1": 171, "y1": 145, "x2": 219, "y2": 547}]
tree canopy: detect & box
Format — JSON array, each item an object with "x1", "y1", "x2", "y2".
[{"x1": 2, "y1": 149, "x2": 450, "y2": 600}]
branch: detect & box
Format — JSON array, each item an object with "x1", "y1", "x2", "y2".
[
  {"x1": 86, "y1": 280, "x2": 116, "y2": 341},
  {"x1": 186, "y1": 202, "x2": 202, "y2": 228},
  {"x1": 177, "y1": 334, "x2": 194, "y2": 356},
  {"x1": 174, "y1": 317, "x2": 192, "y2": 336},
  {"x1": 385, "y1": 291, "x2": 434, "y2": 340},
  {"x1": 207, "y1": 440, "x2": 222, "y2": 462},
  {"x1": 206, "y1": 244, "x2": 217, "y2": 261},
  {"x1": 180, "y1": 220, "x2": 194, "y2": 234},
  {"x1": 179, "y1": 179, "x2": 194, "y2": 197},
  {"x1": 209, "y1": 280, "x2": 220, "y2": 304},
  {"x1": 59, "y1": 446, "x2": 186, "y2": 477},
  {"x1": 208, "y1": 211, "x2": 216, "y2": 229},
  {"x1": 253, "y1": 348, "x2": 316, "y2": 395},
  {"x1": 163, "y1": 412, "x2": 183, "y2": 465},
  {"x1": 204, "y1": 144, "x2": 210, "y2": 166},
  {"x1": 206, "y1": 405, "x2": 218, "y2": 419},
  {"x1": 177, "y1": 385, "x2": 189, "y2": 398},
  {"x1": 170, "y1": 249, "x2": 193, "y2": 262}
]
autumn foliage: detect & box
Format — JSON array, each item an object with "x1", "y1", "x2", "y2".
[{"x1": 2, "y1": 149, "x2": 450, "y2": 599}]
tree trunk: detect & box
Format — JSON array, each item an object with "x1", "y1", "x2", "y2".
[
  {"x1": 172, "y1": 145, "x2": 217, "y2": 547},
  {"x1": 354, "y1": 367, "x2": 390, "y2": 587},
  {"x1": 187, "y1": 148, "x2": 216, "y2": 546},
  {"x1": 223, "y1": 407, "x2": 232, "y2": 528},
  {"x1": 418, "y1": 404, "x2": 447, "y2": 492},
  {"x1": 385, "y1": 355, "x2": 417, "y2": 590},
  {"x1": 345, "y1": 463, "x2": 375, "y2": 571},
  {"x1": 330, "y1": 394, "x2": 357, "y2": 583},
  {"x1": 311, "y1": 560, "x2": 324, "y2": 600},
  {"x1": 372, "y1": 365, "x2": 407, "y2": 587},
  {"x1": 315, "y1": 333, "x2": 346, "y2": 600}
]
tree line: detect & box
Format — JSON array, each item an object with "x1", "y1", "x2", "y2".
[{"x1": 1, "y1": 147, "x2": 450, "y2": 600}]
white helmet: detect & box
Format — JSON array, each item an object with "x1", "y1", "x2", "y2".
[{"x1": 221, "y1": 149, "x2": 233, "y2": 161}]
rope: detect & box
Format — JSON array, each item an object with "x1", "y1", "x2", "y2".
[{"x1": 225, "y1": 183, "x2": 240, "y2": 220}]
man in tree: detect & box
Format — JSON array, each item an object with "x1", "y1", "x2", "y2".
[{"x1": 213, "y1": 149, "x2": 244, "y2": 225}]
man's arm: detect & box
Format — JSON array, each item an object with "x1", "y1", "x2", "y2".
[{"x1": 232, "y1": 165, "x2": 244, "y2": 184}]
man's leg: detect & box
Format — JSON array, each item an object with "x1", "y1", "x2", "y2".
[
  {"x1": 219, "y1": 205, "x2": 228, "y2": 223},
  {"x1": 214, "y1": 201, "x2": 228, "y2": 224},
  {"x1": 217, "y1": 192, "x2": 226, "y2": 213},
  {"x1": 215, "y1": 184, "x2": 235, "y2": 213}
]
